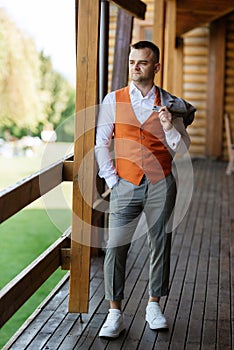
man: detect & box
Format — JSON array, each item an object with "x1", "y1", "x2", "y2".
[{"x1": 95, "y1": 41, "x2": 194, "y2": 338}]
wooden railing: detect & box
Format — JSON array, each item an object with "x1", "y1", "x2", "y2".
[
  {"x1": 0, "y1": 154, "x2": 73, "y2": 224},
  {"x1": 0, "y1": 154, "x2": 109, "y2": 328}
]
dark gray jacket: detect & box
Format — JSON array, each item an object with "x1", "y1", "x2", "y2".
[{"x1": 159, "y1": 87, "x2": 196, "y2": 127}]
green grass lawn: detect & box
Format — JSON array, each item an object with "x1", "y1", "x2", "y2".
[{"x1": 0, "y1": 146, "x2": 72, "y2": 348}]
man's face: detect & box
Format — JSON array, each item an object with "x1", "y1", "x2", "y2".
[{"x1": 129, "y1": 47, "x2": 160, "y2": 84}]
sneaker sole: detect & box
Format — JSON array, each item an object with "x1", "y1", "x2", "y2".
[
  {"x1": 99, "y1": 326, "x2": 125, "y2": 338},
  {"x1": 146, "y1": 319, "x2": 168, "y2": 330}
]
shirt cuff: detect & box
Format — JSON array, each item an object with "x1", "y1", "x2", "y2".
[
  {"x1": 105, "y1": 174, "x2": 119, "y2": 189},
  {"x1": 164, "y1": 126, "x2": 181, "y2": 150}
]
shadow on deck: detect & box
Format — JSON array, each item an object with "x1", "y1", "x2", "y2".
[{"x1": 4, "y1": 158, "x2": 234, "y2": 350}]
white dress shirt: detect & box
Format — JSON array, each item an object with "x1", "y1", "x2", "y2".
[{"x1": 95, "y1": 82, "x2": 190, "y2": 188}]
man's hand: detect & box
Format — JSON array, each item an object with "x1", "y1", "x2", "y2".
[{"x1": 158, "y1": 106, "x2": 173, "y2": 131}]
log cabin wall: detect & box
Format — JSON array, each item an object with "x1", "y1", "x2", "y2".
[
  {"x1": 107, "y1": 2, "x2": 234, "y2": 159},
  {"x1": 224, "y1": 12, "x2": 234, "y2": 159},
  {"x1": 182, "y1": 12, "x2": 234, "y2": 158},
  {"x1": 183, "y1": 27, "x2": 209, "y2": 157}
]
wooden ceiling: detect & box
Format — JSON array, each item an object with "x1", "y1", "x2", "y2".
[
  {"x1": 176, "y1": 0, "x2": 234, "y2": 36},
  {"x1": 112, "y1": 0, "x2": 234, "y2": 36}
]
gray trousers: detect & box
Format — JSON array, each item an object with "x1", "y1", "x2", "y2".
[{"x1": 104, "y1": 173, "x2": 177, "y2": 301}]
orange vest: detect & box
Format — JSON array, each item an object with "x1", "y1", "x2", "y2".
[{"x1": 114, "y1": 86, "x2": 172, "y2": 185}]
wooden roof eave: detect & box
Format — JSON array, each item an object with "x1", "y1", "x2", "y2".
[
  {"x1": 176, "y1": 0, "x2": 234, "y2": 36},
  {"x1": 111, "y1": 0, "x2": 147, "y2": 20}
]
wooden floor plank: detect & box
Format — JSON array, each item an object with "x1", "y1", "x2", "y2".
[
  {"x1": 27, "y1": 298, "x2": 70, "y2": 349},
  {"x1": 200, "y1": 166, "x2": 221, "y2": 349},
  {"x1": 57, "y1": 277, "x2": 106, "y2": 349},
  {"x1": 76, "y1": 236, "x2": 148, "y2": 349},
  {"x1": 4, "y1": 159, "x2": 234, "y2": 350},
  {"x1": 9, "y1": 281, "x2": 69, "y2": 350}
]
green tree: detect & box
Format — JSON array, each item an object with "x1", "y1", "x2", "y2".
[
  {"x1": 56, "y1": 87, "x2": 76, "y2": 142},
  {"x1": 0, "y1": 9, "x2": 42, "y2": 135},
  {"x1": 0, "y1": 9, "x2": 75, "y2": 140},
  {"x1": 39, "y1": 52, "x2": 75, "y2": 137}
]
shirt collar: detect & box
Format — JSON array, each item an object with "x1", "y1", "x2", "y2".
[{"x1": 129, "y1": 82, "x2": 156, "y2": 99}]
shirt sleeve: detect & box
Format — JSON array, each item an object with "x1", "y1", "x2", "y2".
[
  {"x1": 164, "y1": 117, "x2": 191, "y2": 154},
  {"x1": 95, "y1": 92, "x2": 119, "y2": 189}
]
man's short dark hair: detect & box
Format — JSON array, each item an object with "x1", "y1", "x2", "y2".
[{"x1": 130, "y1": 41, "x2": 160, "y2": 63}]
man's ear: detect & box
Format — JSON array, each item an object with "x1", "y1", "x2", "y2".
[{"x1": 154, "y1": 63, "x2": 161, "y2": 74}]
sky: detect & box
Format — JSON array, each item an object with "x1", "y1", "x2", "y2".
[{"x1": 0, "y1": 0, "x2": 76, "y2": 86}]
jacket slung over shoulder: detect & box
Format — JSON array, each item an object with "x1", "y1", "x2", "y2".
[{"x1": 158, "y1": 87, "x2": 196, "y2": 128}]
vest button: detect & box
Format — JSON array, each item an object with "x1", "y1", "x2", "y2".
[{"x1": 141, "y1": 135, "x2": 145, "y2": 140}]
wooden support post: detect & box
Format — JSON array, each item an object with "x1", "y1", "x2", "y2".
[
  {"x1": 163, "y1": 0, "x2": 177, "y2": 92},
  {"x1": 206, "y1": 17, "x2": 226, "y2": 158},
  {"x1": 69, "y1": 0, "x2": 100, "y2": 313},
  {"x1": 99, "y1": 0, "x2": 110, "y2": 103},
  {"x1": 153, "y1": 0, "x2": 165, "y2": 87},
  {"x1": 111, "y1": 8, "x2": 133, "y2": 90},
  {"x1": 174, "y1": 37, "x2": 184, "y2": 97}
]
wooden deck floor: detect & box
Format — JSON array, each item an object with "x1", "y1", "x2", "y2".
[{"x1": 4, "y1": 158, "x2": 234, "y2": 350}]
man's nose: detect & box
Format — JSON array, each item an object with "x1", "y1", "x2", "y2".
[{"x1": 133, "y1": 63, "x2": 140, "y2": 70}]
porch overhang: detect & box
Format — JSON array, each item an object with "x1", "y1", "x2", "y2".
[{"x1": 176, "y1": 0, "x2": 234, "y2": 36}]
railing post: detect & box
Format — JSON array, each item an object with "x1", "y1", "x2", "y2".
[{"x1": 69, "y1": 0, "x2": 100, "y2": 313}]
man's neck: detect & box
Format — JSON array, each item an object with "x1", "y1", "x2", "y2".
[{"x1": 132, "y1": 81, "x2": 154, "y2": 97}]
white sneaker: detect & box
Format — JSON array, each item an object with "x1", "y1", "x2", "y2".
[
  {"x1": 146, "y1": 302, "x2": 168, "y2": 330},
  {"x1": 99, "y1": 309, "x2": 125, "y2": 338}
]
